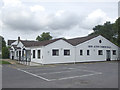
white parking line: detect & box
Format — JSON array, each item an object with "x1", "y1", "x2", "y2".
[
  {"x1": 36, "y1": 68, "x2": 99, "y2": 75},
  {"x1": 17, "y1": 68, "x2": 50, "y2": 81},
  {"x1": 17, "y1": 68, "x2": 102, "y2": 82},
  {"x1": 21, "y1": 66, "x2": 87, "y2": 72},
  {"x1": 49, "y1": 72, "x2": 102, "y2": 81}
]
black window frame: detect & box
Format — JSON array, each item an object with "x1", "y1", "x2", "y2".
[
  {"x1": 33, "y1": 50, "x2": 36, "y2": 58},
  {"x1": 98, "y1": 50, "x2": 103, "y2": 55},
  {"x1": 64, "y1": 49, "x2": 70, "y2": 56},
  {"x1": 52, "y1": 49, "x2": 59, "y2": 56}
]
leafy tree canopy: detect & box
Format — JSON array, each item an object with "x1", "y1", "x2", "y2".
[
  {"x1": 0, "y1": 36, "x2": 6, "y2": 48},
  {"x1": 89, "y1": 17, "x2": 120, "y2": 47},
  {"x1": 2, "y1": 47, "x2": 10, "y2": 59},
  {"x1": 36, "y1": 32, "x2": 53, "y2": 41}
]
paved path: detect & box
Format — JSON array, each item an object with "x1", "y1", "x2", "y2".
[{"x1": 2, "y1": 59, "x2": 42, "y2": 67}]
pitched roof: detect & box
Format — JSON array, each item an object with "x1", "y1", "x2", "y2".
[
  {"x1": 8, "y1": 34, "x2": 99, "y2": 47},
  {"x1": 21, "y1": 38, "x2": 67, "y2": 47},
  {"x1": 12, "y1": 45, "x2": 17, "y2": 49},
  {"x1": 67, "y1": 34, "x2": 99, "y2": 46},
  {"x1": 8, "y1": 40, "x2": 16, "y2": 45},
  {"x1": 20, "y1": 40, "x2": 38, "y2": 47}
]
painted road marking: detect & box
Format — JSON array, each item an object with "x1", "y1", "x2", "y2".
[
  {"x1": 36, "y1": 68, "x2": 99, "y2": 75},
  {"x1": 49, "y1": 72, "x2": 102, "y2": 81},
  {"x1": 17, "y1": 67, "x2": 102, "y2": 82},
  {"x1": 17, "y1": 68, "x2": 50, "y2": 81}
]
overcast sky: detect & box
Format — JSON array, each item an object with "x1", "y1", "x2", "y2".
[{"x1": 0, "y1": 0, "x2": 119, "y2": 42}]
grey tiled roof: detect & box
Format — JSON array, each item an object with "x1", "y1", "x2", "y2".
[
  {"x1": 8, "y1": 35, "x2": 99, "y2": 47},
  {"x1": 21, "y1": 38, "x2": 67, "y2": 47},
  {"x1": 8, "y1": 40, "x2": 16, "y2": 45},
  {"x1": 67, "y1": 34, "x2": 99, "y2": 46}
]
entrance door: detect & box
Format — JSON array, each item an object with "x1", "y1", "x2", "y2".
[
  {"x1": 11, "y1": 51, "x2": 14, "y2": 60},
  {"x1": 19, "y1": 51, "x2": 21, "y2": 61},
  {"x1": 106, "y1": 50, "x2": 111, "y2": 61}
]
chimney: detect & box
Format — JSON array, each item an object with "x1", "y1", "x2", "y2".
[
  {"x1": 18, "y1": 37, "x2": 20, "y2": 41},
  {"x1": 18, "y1": 36, "x2": 20, "y2": 44}
]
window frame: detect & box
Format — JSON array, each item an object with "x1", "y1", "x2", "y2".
[
  {"x1": 112, "y1": 50, "x2": 116, "y2": 55},
  {"x1": 80, "y1": 50, "x2": 83, "y2": 56},
  {"x1": 87, "y1": 50, "x2": 90, "y2": 55},
  {"x1": 37, "y1": 50, "x2": 41, "y2": 59},
  {"x1": 64, "y1": 49, "x2": 70, "y2": 56},
  {"x1": 98, "y1": 50, "x2": 103, "y2": 55},
  {"x1": 33, "y1": 50, "x2": 36, "y2": 58},
  {"x1": 52, "y1": 49, "x2": 59, "y2": 56}
]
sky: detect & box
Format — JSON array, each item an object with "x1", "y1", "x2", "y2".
[{"x1": 0, "y1": 0, "x2": 119, "y2": 42}]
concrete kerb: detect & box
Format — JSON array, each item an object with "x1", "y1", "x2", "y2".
[{"x1": 2, "y1": 59, "x2": 119, "y2": 67}]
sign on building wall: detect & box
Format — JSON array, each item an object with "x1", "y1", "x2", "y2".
[{"x1": 88, "y1": 45, "x2": 111, "y2": 48}]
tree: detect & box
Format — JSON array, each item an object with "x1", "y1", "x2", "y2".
[
  {"x1": 89, "y1": 18, "x2": 120, "y2": 46},
  {"x1": 113, "y1": 17, "x2": 120, "y2": 47},
  {"x1": 0, "y1": 36, "x2": 9, "y2": 59},
  {"x1": 36, "y1": 32, "x2": 53, "y2": 41},
  {"x1": 0, "y1": 36, "x2": 6, "y2": 48},
  {"x1": 2, "y1": 47, "x2": 10, "y2": 59}
]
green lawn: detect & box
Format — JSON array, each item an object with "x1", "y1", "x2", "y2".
[{"x1": 0, "y1": 60, "x2": 11, "y2": 64}]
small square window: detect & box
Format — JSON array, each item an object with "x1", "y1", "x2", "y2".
[
  {"x1": 113, "y1": 50, "x2": 116, "y2": 55},
  {"x1": 98, "y1": 50, "x2": 103, "y2": 55},
  {"x1": 52, "y1": 49, "x2": 59, "y2": 56},
  {"x1": 64, "y1": 50, "x2": 70, "y2": 56}
]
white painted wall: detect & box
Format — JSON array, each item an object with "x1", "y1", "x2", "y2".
[
  {"x1": 75, "y1": 35, "x2": 119, "y2": 62},
  {"x1": 42, "y1": 39, "x2": 75, "y2": 64},
  {"x1": 9, "y1": 46, "x2": 18, "y2": 60},
  {"x1": 30, "y1": 46, "x2": 44, "y2": 64},
  {"x1": 10, "y1": 35, "x2": 119, "y2": 64}
]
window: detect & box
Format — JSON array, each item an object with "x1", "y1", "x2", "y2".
[
  {"x1": 22, "y1": 50, "x2": 24, "y2": 57},
  {"x1": 87, "y1": 50, "x2": 90, "y2": 55},
  {"x1": 52, "y1": 49, "x2": 59, "y2": 56},
  {"x1": 113, "y1": 50, "x2": 116, "y2": 55},
  {"x1": 16, "y1": 51, "x2": 18, "y2": 57},
  {"x1": 98, "y1": 50, "x2": 103, "y2": 55},
  {"x1": 38, "y1": 50, "x2": 41, "y2": 59},
  {"x1": 64, "y1": 50, "x2": 70, "y2": 56},
  {"x1": 99, "y1": 40, "x2": 102, "y2": 43},
  {"x1": 80, "y1": 50, "x2": 83, "y2": 55},
  {"x1": 33, "y1": 50, "x2": 35, "y2": 58}
]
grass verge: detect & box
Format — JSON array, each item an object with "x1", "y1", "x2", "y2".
[{"x1": 0, "y1": 60, "x2": 11, "y2": 64}]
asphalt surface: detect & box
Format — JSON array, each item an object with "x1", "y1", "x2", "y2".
[{"x1": 2, "y1": 61, "x2": 119, "y2": 88}]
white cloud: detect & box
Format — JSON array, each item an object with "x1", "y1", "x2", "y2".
[
  {"x1": 80, "y1": 9, "x2": 115, "y2": 30},
  {"x1": 3, "y1": 0, "x2": 22, "y2": 7},
  {"x1": 1, "y1": 0, "x2": 117, "y2": 41},
  {"x1": 55, "y1": 10, "x2": 65, "y2": 16},
  {"x1": 30, "y1": 5, "x2": 45, "y2": 12}
]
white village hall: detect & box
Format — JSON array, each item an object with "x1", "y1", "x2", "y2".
[{"x1": 8, "y1": 35, "x2": 119, "y2": 64}]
